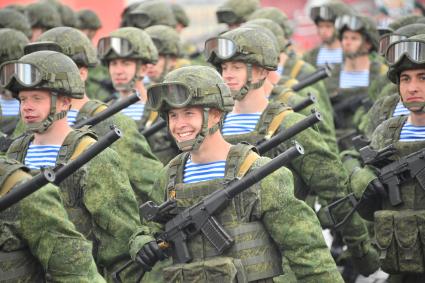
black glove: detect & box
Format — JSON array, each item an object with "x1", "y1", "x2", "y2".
[
  {"x1": 136, "y1": 241, "x2": 167, "y2": 271},
  {"x1": 357, "y1": 179, "x2": 385, "y2": 221}
]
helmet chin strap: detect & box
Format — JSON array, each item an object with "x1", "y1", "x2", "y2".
[
  {"x1": 26, "y1": 92, "x2": 68, "y2": 134},
  {"x1": 151, "y1": 55, "x2": 170, "y2": 83},
  {"x1": 112, "y1": 61, "x2": 144, "y2": 92},
  {"x1": 231, "y1": 63, "x2": 266, "y2": 101},
  {"x1": 174, "y1": 107, "x2": 221, "y2": 152}
]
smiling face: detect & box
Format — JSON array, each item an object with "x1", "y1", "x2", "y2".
[
  {"x1": 399, "y1": 68, "x2": 425, "y2": 111},
  {"x1": 168, "y1": 106, "x2": 203, "y2": 143}
]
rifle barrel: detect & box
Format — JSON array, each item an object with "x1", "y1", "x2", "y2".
[
  {"x1": 141, "y1": 119, "x2": 166, "y2": 137},
  {"x1": 292, "y1": 63, "x2": 332, "y2": 92}
]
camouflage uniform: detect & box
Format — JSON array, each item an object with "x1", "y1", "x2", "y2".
[
  {"x1": 207, "y1": 27, "x2": 379, "y2": 277},
  {"x1": 34, "y1": 26, "x2": 163, "y2": 204},
  {"x1": 0, "y1": 158, "x2": 105, "y2": 282},
  {"x1": 2, "y1": 50, "x2": 143, "y2": 282},
  {"x1": 134, "y1": 65, "x2": 343, "y2": 283},
  {"x1": 0, "y1": 9, "x2": 32, "y2": 38},
  {"x1": 0, "y1": 29, "x2": 28, "y2": 136}
]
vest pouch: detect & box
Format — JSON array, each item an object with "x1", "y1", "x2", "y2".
[
  {"x1": 163, "y1": 256, "x2": 248, "y2": 283},
  {"x1": 415, "y1": 211, "x2": 425, "y2": 272},
  {"x1": 374, "y1": 210, "x2": 398, "y2": 273},
  {"x1": 394, "y1": 210, "x2": 423, "y2": 273}
]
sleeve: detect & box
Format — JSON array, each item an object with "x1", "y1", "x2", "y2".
[
  {"x1": 256, "y1": 158, "x2": 344, "y2": 282},
  {"x1": 20, "y1": 183, "x2": 105, "y2": 283}
]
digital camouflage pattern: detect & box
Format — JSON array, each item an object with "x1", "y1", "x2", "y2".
[
  {"x1": 57, "y1": 4, "x2": 79, "y2": 28},
  {"x1": 100, "y1": 27, "x2": 158, "y2": 64},
  {"x1": 129, "y1": 1, "x2": 176, "y2": 29},
  {"x1": 37, "y1": 26, "x2": 98, "y2": 67},
  {"x1": 0, "y1": 9, "x2": 32, "y2": 38},
  {"x1": 147, "y1": 145, "x2": 343, "y2": 282},
  {"x1": 0, "y1": 29, "x2": 29, "y2": 65},
  {"x1": 77, "y1": 9, "x2": 102, "y2": 30},
  {"x1": 248, "y1": 7, "x2": 293, "y2": 38},
  {"x1": 222, "y1": 101, "x2": 379, "y2": 276},
  {"x1": 6, "y1": 129, "x2": 144, "y2": 282},
  {"x1": 216, "y1": 0, "x2": 260, "y2": 25},
  {"x1": 171, "y1": 3, "x2": 190, "y2": 27},
  {"x1": 145, "y1": 25, "x2": 182, "y2": 57},
  {"x1": 25, "y1": 2, "x2": 61, "y2": 29},
  {"x1": 85, "y1": 64, "x2": 114, "y2": 102},
  {"x1": 242, "y1": 18, "x2": 288, "y2": 52},
  {"x1": 0, "y1": 158, "x2": 105, "y2": 282}
]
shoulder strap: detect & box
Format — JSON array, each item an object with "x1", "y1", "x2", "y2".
[
  {"x1": 275, "y1": 86, "x2": 295, "y2": 104},
  {"x1": 166, "y1": 152, "x2": 188, "y2": 199},
  {"x1": 146, "y1": 111, "x2": 159, "y2": 128},
  {"x1": 6, "y1": 134, "x2": 33, "y2": 162},
  {"x1": 0, "y1": 170, "x2": 31, "y2": 197},
  {"x1": 382, "y1": 116, "x2": 407, "y2": 145},
  {"x1": 283, "y1": 78, "x2": 298, "y2": 89},
  {"x1": 57, "y1": 128, "x2": 97, "y2": 164},
  {"x1": 237, "y1": 151, "x2": 260, "y2": 178},
  {"x1": 265, "y1": 108, "x2": 294, "y2": 139},
  {"x1": 225, "y1": 143, "x2": 259, "y2": 181},
  {"x1": 290, "y1": 59, "x2": 305, "y2": 79},
  {"x1": 70, "y1": 136, "x2": 97, "y2": 161},
  {"x1": 79, "y1": 100, "x2": 108, "y2": 116}
]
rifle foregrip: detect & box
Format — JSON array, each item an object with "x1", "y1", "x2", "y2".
[{"x1": 201, "y1": 216, "x2": 234, "y2": 254}]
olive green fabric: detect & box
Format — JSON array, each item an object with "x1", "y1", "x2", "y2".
[
  {"x1": 0, "y1": 9, "x2": 32, "y2": 38},
  {"x1": 74, "y1": 99, "x2": 163, "y2": 204},
  {"x1": 216, "y1": 0, "x2": 260, "y2": 25},
  {"x1": 6, "y1": 129, "x2": 144, "y2": 282},
  {"x1": 302, "y1": 46, "x2": 321, "y2": 68},
  {"x1": 243, "y1": 19, "x2": 288, "y2": 52},
  {"x1": 0, "y1": 158, "x2": 104, "y2": 282},
  {"x1": 36, "y1": 26, "x2": 98, "y2": 67},
  {"x1": 146, "y1": 145, "x2": 343, "y2": 282},
  {"x1": 222, "y1": 100, "x2": 378, "y2": 275},
  {"x1": 129, "y1": 1, "x2": 177, "y2": 29},
  {"x1": 248, "y1": 7, "x2": 292, "y2": 38},
  {"x1": 77, "y1": 9, "x2": 102, "y2": 30},
  {"x1": 351, "y1": 115, "x2": 425, "y2": 277},
  {"x1": 145, "y1": 25, "x2": 182, "y2": 57},
  {"x1": 388, "y1": 15, "x2": 424, "y2": 31},
  {"x1": 25, "y1": 2, "x2": 61, "y2": 29},
  {"x1": 0, "y1": 28, "x2": 29, "y2": 64},
  {"x1": 86, "y1": 64, "x2": 113, "y2": 102}
]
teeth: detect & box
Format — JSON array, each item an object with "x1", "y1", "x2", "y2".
[{"x1": 179, "y1": 132, "x2": 192, "y2": 137}]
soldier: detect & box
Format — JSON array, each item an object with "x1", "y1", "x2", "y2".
[
  {"x1": 127, "y1": 1, "x2": 177, "y2": 30},
  {"x1": 171, "y1": 3, "x2": 189, "y2": 34},
  {"x1": 327, "y1": 13, "x2": 388, "y2": 150},
  {"x1": 351, "y1": 33, "x2": 425, "y2": 283},
  {"x1": 0, "y1": 29, "x2": 27, "y2": 137},
  {"x1": 77, "y1": 9, "x2": 102, "y2": 41},
  {"x1": 133, "y1": 65, "x2": 344, "y2": 282},
  {"x1": 0, "y1": 8, "x2": 32, "y2": 39},
  {"x1": 216, "y1": 0, "x2": 260, "y2": 30},
  {"x1": 24, "y1": 2, "x2": 61, "y2": 42},
  {"x1": 303, "y1": 1, "x2": 354, "y2": 68},
  {"x1": 29, "y1": 26, "x2": 163, "y2": 204},
  {"x1": 248, "y1": 6, "x2": 293, "y2": 40},
  {"x1": 0, "y1": 158, "x2": 105, "y2": 282},
  {"x1": 205, "y1": 26, "x2": 379, "y2": 279},
  {"x1": 1, "y1": 50, "x2": 144, "y2": 282}
]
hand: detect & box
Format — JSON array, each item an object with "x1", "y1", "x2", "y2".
[
  {"x1": 136, "y1": 241, "x2": 167, "y2": 271},
  {"x1": 357, "y1": 178, "x2": 384, "y2": 221}
]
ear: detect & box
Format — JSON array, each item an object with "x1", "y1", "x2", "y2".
[
  {"x1": 79, "y1": 67, "x2": 89, "y2": 82},
  {"x1": 58, "y1": 96, "x2": 72, "y2": 110},
  {"x1": 209, "y1": 108, "x2": 222, "y2": 123},
  {"x1": 138, "y1": 63, "x2": 148, "y2": 76}
]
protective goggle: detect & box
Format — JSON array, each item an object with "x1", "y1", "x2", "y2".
[
  {"x1": 216, "y1": 10, "x2": 238, "y2": 25},
  {"x1": 335, "y1": 15, "x2": 364, "y2": 31},
  {"x1": 204, "y1": 37, "x2": 237, "y2": 61},
  {"x1": 386, "y1": 40, "x2": 425, "y2": 66},
  {"x1": 147, "y1": 82, "x2": 193, "y2": 110},
  {"x1": 97, "y1": 36, "x2": 134, "y2": 58},
  {"x1": 310, "y1": 6, "x2": 336, "y2": 22},
  {"x1": 0, "y1": 62, "x2": 42, "y2": 88},
  {"x1": 128, "y1": 12, "x2": 152, "y2": 29},
  {"x1": 378, "y1": 34, "x2": 407, "y2": 55}
]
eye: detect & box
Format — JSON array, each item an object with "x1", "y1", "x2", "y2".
[{"x1": 400, "y1": 76, "x2": 409, "y2": 82}]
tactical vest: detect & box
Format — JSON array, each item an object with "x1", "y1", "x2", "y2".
[
  {"x1": 371, "y1": 116, "x2": 425, "y2": 274},
  {"x1": 282, "y1": 52, "x2": 308, "y2": 81},
  {"x1": 6, "y1": 130, "x2": 99, "y2": 254},
  {"x1": 302, "y1": 46, "x2": 320, "y2": 68},
  {"x1": 0, "y1": 165, "x2": 44, "y2": 282},
  {"x1": 140, "y1": 108, "x2": 179, "y2": 165},
  {"x1": 163, "y1": 144, "x2": 282, "y2": 282}
]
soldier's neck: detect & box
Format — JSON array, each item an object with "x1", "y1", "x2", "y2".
[
  {"x1": 233, "y1": 88, "x2": 268, "y2": 114},
  {"x1": 119, "y1": 80, "x2": 147, "y2": 103},
  {"x1": 344, "y1": 55, "x2": 370, "y2": 71},
  {"x1": 33, "y1": 119, "x2": 72, "y2": 145},
  {"x1": 324, "y1": 39, "x2": 341, "y2": 49},
  {"x1": 70, "y1": 94, "x2": 90, "y2": 110},
  {"x1": 190, "y1": 132, "x2": 231, "y2": 164},
  {"x1": 408, "y1": 112, "x2": 425, "y2": 126}
]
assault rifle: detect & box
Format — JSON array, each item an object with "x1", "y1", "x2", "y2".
[
  {"x1": 140, "y1": 119, "x2": 166, "y2": 138},
  {"x1": 73, "y1": 90, "x2": 140, "y2": 129},
  {"x1": 0, "y1": 126, "x2": 122, "y2": 211},
  {"x1": 292, "y1": 63, "x2": 332, "y2": 92},
  {"x1": 112, "y1": 143, "x2": 304, "y2": 283}
]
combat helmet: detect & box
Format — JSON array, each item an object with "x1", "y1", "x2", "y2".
[
  {"x1": 310, "y1": 1, "x2": 353, "y2": 24},
  {"x1": 98, "y1": 27, "x2": 158, "y2": 91},
  {"x1": 171, "y1": 3, "x2": 190, "y2": 28},
  {"x1": 25, "y1": 2, "x2": 61, "y2": 30},
  {"x1": 0, "y1": 28, "x2": 29, "y2": 66},
  {"x1": 36, "y1": 26, "x2": 97, "y2": 68},
  {"x1": 128, "y1": 1, "x2": 177, "y2": 29},
  {"x1": 243, "y1": 18, "x2": 289, "y2": 52},
  {"x1": 0, "y1": 9, "x2": 32, "y2": 38},
  {"x1": 336, "y1": 14, "x2": 379, "y2": 52},
  {"x1": 379, "y1": 23, "x2": 425, "y2": 55},
  {"x1": 248, "y1": 7, "x2": 293, "y2": 38},
  {"x1": 147, "y1": 65, "x2": 233, "y2": 151},
  {"x1": 205, "y1": 27, "x2": 279, "y2": 100},
  {"x1": 0, "y1": 51, "x2": 84, "y2": 133},
  {"x1": 386, "y1": 34, "x2": 425, "y2": 112},
  {"x1": 216, "y1": 0, "x2": 260, "y2": 26},
  {"x1": 77, "y1": 9, "x2": 102, "y2": 30}
]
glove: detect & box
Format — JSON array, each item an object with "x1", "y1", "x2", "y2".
[
  {"x1": 136, "y1": 241, "x2": 167, "y2": 271},
  {"x1": 348, "y1": 241, "x2": 380, "y2": 277},
  {"x1": 357, "y1": 178, "x2": 385, "y2": 221}
]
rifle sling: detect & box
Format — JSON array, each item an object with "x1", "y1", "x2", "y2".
[
  {"x1": 70, "y1": 136, "x2": 97, "y2": 161},
  {"x1": 265, "y1": 109, "x2": 294, "y2": 139},
  {"x1": 0, "y1": 170, "x2": 31, "y2": 197}
]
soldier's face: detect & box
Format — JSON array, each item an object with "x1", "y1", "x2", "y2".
[
  {"x1": 18, "y1": 90, "x2": 70, "y2": 124},
  {"x1": 168, "y1": 106, "x2": 203, "y2": 143},
  {"x1": 317, "y1": 21, "x2": 335, "y2": 42},
  {"x1": 221, "y1": 61, "x2": 267, "y2": 92},
  {"x1": 109, "y1": 59, "x2": 137, "y2": 86},
  {"x1": 399, "y1": 69, "x2": 425, "y2": 111},
  {"x1": 341, "y1": 30, "x2": 363, "y2": 54}
]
